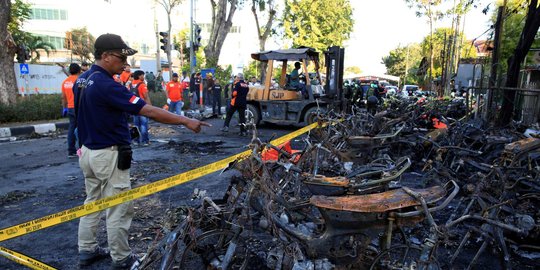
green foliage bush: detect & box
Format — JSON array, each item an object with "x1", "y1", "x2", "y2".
[
  {"x1": 0, "y1": 90, "x2": 178, "y2": 124},
  {"x1": 0, "y1": 94, "x2": 63, "y2": 123}
]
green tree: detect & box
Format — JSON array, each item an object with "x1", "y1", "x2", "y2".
[
  {"x1": 420, "y1": 28, "x2": 475, "y2": 77},
  {"x1": 243, "y1": 60, "x2": 259, "y2": 81},
  {"x1": 67, "y1": 27, "x2": 95, "y2": 63},
  {"x1": 405, "y1": 0, "x2": 444, "y2": 87},
  {"x1": 1, "y1": 0, "x2": 32, "y2": 105},
  {"x1": 26, "y1": 35, "x2": 55, "y2": 63},
  {"x1": 173, "y1": 28, "x2": 190, "y2": 71},
  {"x1": 498, "y1": 0, "x2": 540, "y2": 125},
  {"x1": 382, "y1": 43, "x2": 423, "y2": 85},
  {"x1": 345, "y1": 66, "x2": 362, "y2": 75},
  {"x1": 281, "y1": 0, "x2": 354, "y2": 54}
]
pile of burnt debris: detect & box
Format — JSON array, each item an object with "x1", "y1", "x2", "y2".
[{"x1": 139, "y1": 99, "x2": 540, "y2": 270}]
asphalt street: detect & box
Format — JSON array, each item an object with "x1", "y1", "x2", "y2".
[{"x1": 0, "y1": 116, "x2": 303, "y2": 269}]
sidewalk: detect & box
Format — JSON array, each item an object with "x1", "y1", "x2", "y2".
[
  {"x1": 0, "y1": 120, "x2": 69, "y2": 138},
  {"x1": 0, "y1": 106, "x2": 225, "y2": 139}
]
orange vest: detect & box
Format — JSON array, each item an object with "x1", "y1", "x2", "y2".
[{"x1": 61, "y1": 75, "x2": 78, "y2": 108}]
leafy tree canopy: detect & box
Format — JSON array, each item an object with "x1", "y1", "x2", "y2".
[
  {"x1": 281, "y1": 0, "x2": 354, "y2": 53},
  {"x1": 9, "y1": 0, "x2": 32, "y2": 46},
  {"x1": 419, "y1": 27, "x2": 477, "y2": 77},
  {"x1": 67, "y1": 27, "x2": 95, "y2": 63},
  {"x1": 345, "y1": 66, "x2": 361, "y2": 75},
  {"x1": 382, "y1": 43, "x2": 423, "y2": 85}
]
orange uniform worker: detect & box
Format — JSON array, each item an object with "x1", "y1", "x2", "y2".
[
  {"x1": 165, "y1": 73, "x2": 184, "y2": 116},
  {"x1": 61, "y1": 63, "x2": 82, "y2": 158},
  {"x1": 130, "y1": 70, "x2": 151, "y2": 145},
  {"x1": 119, "y1": 64, "x2": 131, "y2": 85}
]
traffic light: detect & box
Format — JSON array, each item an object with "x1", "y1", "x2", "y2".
[
  {"x1": 159, "y1": 31, "x2": 169, "y2": 53},
  {"x1": 193, "y1": 24, "x2": 202, "y2": 51},
  {"x1": 16, "y1": 45, "x2": 30, "y2": 63}
]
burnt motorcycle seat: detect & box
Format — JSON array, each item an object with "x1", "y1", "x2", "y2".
[
  {"x1": 303, "y1": 174, "x2": 350, "y2": 187},
  {"x1": 310, "y1": 185, "x2": 445, "y2": 213}
]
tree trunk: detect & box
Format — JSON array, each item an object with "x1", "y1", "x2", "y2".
[
  {"x1": 428, "y1": 5, "x2": 434, "y2": 91},
  {"x1": 252, "y1": 0, "x2": 275, "y2": 82},
  {"x1": 497, "y1": 0, "x2": 540, "y2": 126},
  {"x1": 204, "y1": 0, "x2": 237, "y2": 67},
  {"x1": 0, "y1": 0, "x2": 18, "y2": 105}
]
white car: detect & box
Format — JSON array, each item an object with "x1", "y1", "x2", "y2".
[
  {"x1": 385, "y1": 86, "x2": 398, "y2": 96},
  {"x1": 402, "y1": 85, "x2": 419, "y2": 97}
]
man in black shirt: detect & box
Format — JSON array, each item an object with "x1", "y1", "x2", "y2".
[
  {"x1": 212, "y1": 78, "x2": 223, "y2": 116},
  {"x1": 221, "y1": 73, "x2": 249, "y2": 136}
]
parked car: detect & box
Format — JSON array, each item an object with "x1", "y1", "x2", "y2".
[{"x1": 402, "y1": 85, "x2": 419, "y2": 97}]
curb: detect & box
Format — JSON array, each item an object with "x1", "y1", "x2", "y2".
[{"x1": 0, "y1": 122, "x2": 69, "y2": 138}]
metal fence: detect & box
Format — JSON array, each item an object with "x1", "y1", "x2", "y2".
[{"x1": 467, "y1": 85, "x2": 540, "y2": 125}]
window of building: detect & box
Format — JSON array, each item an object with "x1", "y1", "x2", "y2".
[
  {"x1": 30, "y1": 8, "x2": 68, "y2": 20},
  {"x1": 34, "y1": 34, "x2": 65, "y2": 50}
]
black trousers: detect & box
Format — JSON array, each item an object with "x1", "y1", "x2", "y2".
[
  {"x1": 212, "y1": 93, "x2": 222, "y2": 115},
  {"x1": 223, "y1": 105, "x2": 246, "y2": 132}
]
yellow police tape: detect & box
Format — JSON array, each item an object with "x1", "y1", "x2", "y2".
[
  {"x1": 0, "y1": 246, "x2": 55, "y2": 270},
  {"x1": 0, "y1": 122, "x2": 319, "y2": 269}
]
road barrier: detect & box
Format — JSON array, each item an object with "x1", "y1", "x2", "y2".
[{"x1": 0, "y1": 122, "x2": 319, "y2": 269}]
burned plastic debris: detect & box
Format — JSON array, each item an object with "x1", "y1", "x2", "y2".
[{"x1": 140, "y1": 100, "x2": 540, "y2": 270}]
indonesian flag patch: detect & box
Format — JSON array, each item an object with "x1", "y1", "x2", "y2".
[{"x1": 129, "y1": 96, "x2": 140, "y2": 104}]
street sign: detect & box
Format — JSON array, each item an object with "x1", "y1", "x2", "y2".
[
  {"x1": 20, "y1": 63, "x2": 29, "y2": 75},
  {"x1": 201, "y1": 68, "x2": 215, "y2": 78}
]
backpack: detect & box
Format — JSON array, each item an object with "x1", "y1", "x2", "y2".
[{"x1": 130, "y1": 83, "x2": 141, "y2": 97}]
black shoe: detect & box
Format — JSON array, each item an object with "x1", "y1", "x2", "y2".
[
  {"x1": 239, "y1": 131, "x2": 248, "y2": 137},
  {"x1": 68, "y1": 153, "x2": 78, "y2": 159},
  {"x1": 221, "y1": 126, "x2": 229, "y2": 132},
  {"x1": 79, "y1": 246, "x2": 110, "y2": 266},
  {"x1": 111, "y1": 254, "x2": 140, "y2": 270}
]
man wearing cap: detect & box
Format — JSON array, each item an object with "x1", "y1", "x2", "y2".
[
  {"x1": 221, "y1": 73, "x2": 249, "y2": 136},
  {"x1": 73, "y1": 33, "x2": 210, "y2": 269},
  {"x1": 61, "y1": 63, "x2": 81, "y2": 158},
  {"x1": 165, "y1": 73, "x2": 184, "y2": 116}
]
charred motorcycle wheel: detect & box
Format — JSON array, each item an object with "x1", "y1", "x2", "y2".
[
  {"x1": 179, "y1": 229, "x2": 248, "y2": 270},
  {"x1": 245, "y1": 104, "x2": 261, "y2": 126},
  {"x1": 304, "y1": 107, "x2": 322, "y2": 125}
]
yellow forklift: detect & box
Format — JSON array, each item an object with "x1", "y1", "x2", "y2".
[{"x1": 245, "y1": 46, "x2": 346, "y2": 125}]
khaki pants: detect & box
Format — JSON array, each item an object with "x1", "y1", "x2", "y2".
[{"x1": 78, "y1": 145, "x2": 133, "y2": 261}]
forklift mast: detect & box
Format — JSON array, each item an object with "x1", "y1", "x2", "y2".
[{"x1": 324, "y1": 46, "x2": 345, "y2": 101}]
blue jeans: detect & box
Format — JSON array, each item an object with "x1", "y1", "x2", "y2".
[
  {"x1": 169, "y1": 100, "x2": 184, "y2": 115},
  {"x1": 133, "y1": 115, "x2": 149, "y2": 144},
  {"x1": 67, "y1": 108, "x2": 76, "y2": 154}
]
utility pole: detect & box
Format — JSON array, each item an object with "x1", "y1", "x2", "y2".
[
  {"x1": 189, "y1": 0, "x2": 195, "y2": 75},
  {"x1": 485, "y1": 1, "x2": 506, "y2": 121},
  {"x1": 154, "y1": 2, "x2": 161, "y2": 73},
  {"x1": 404, "y1": 45, "x2": 409, "y2": 86}
]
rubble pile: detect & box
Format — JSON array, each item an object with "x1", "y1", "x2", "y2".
[{"x1": 139, "y1": 99, "x2": 540, "y2": 270}]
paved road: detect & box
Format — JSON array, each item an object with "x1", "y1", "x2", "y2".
[{"x1": 0, "y1": 116, "x2": 304, "y2": 269}]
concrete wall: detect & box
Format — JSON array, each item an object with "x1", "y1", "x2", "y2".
[{"x1": 14, "y1": 64, "x2": 66, "y2": 95}]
